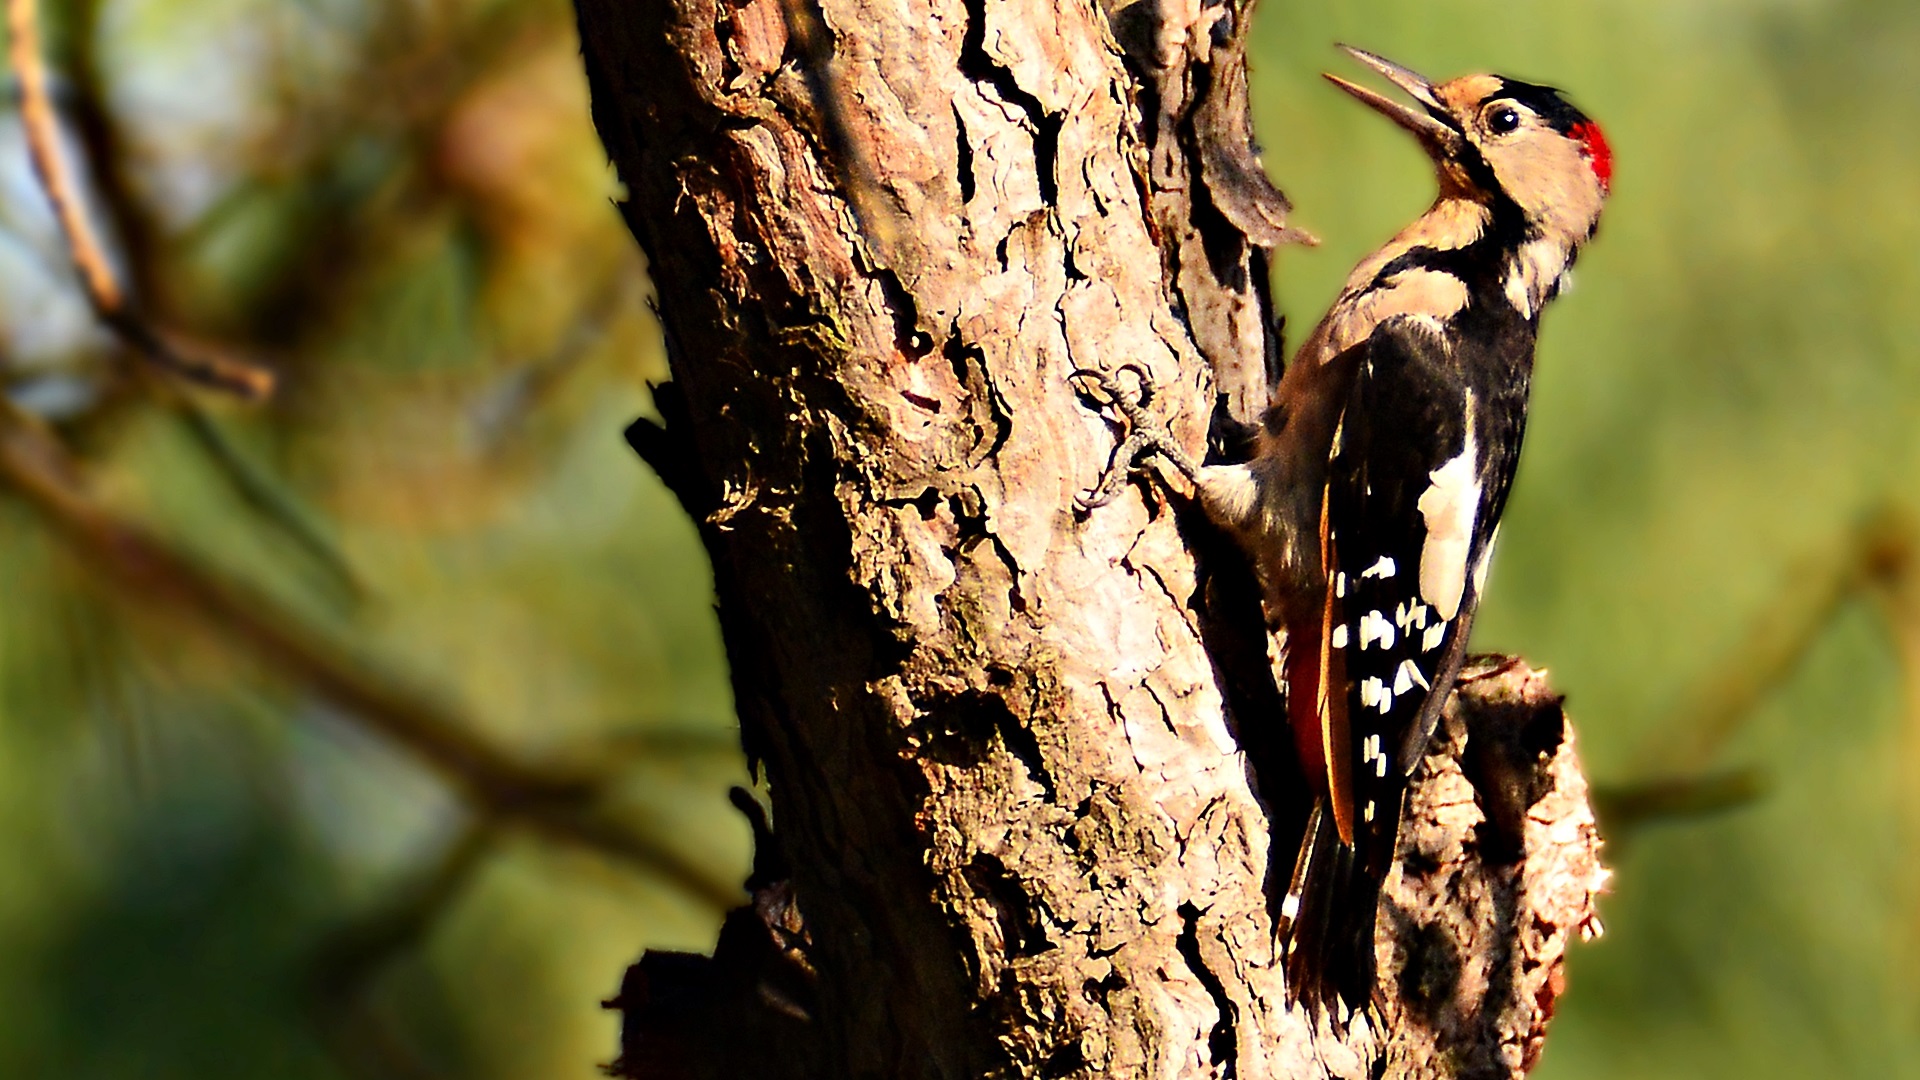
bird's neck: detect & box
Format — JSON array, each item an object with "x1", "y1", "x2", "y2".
[{"x1": 1498, "y1": 233, "x2": 1578, "y2": 320}]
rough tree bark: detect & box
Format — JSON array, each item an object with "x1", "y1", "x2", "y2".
[{"x1": 573, "y1": 0, "x2": 1606, "y2": 1076}]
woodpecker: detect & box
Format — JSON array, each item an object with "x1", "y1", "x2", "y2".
[{"x1": 1076, "y1": 46, "x2": 1611, "y2": 1013}]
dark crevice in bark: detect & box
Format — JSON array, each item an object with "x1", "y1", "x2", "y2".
[
  {"x1": 949, "y1": 490, "x2": 1029, "y2": 614},
  {"x1": 923, "y1": 688, "x2": 1054, "y2": 800},
  {"x1": 1062, "y1": 239, "x2": 1089, "y2": 282},
  {"x1": 940, "y1": 330, "x2": 1012, "y2": 464},
  {"x1": 953, "y1": 106, "x2": 976, "y2": 203},
  {"x1": 1252, "y1": 247, "x2": 1288, "y2": 390},
  {"x1": 1176, "y1": 60, "x2": 1254, "y2": 293},
  {"x1": 624, "y1": 388, "x2": 716, "y2": 521},
  {"x1": 1460, "y1": 676, "x2": 1568, "y2": 864},
  {"x1": 1175, "y1": 902, "x2": 1240, "y2": 1078},
  {"x1": 1388, "y1": 903, "x2": 1461, "y2": 1027},
  {"x1": 966, "y1": 852, "x2": 1055, "y2": 957},
  {"x1": 958, "y1": 0, "x2": 1061, "y2": 205},
  {"x1": 874, "y1": 265, "x2": 933, "y2": 358}
]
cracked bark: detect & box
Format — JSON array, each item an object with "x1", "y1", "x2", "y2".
[{"x1": 574, "y1": 0, "x2": 1605, "y2": 1076}]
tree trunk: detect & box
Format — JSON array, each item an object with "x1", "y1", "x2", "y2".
[{"x1": 573, "y1": 0, "x2": 1606, "y2": 1076}]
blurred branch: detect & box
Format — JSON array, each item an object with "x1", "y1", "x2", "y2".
[
  {"x1": 1609, "y1": 510, "x2": 1918, "y2": 844},
  {"x1": 0, "y1": 395, "x2": 739, "y2": 909},
  {"x1": 174, "y1": 403, "x2": 367, "y2": 609},
  {"x1": 312, "y1": 824, "x2": 496, "y2": 1000},
  {"x1": 775, "y1": 0, "x2": 902, "y2": 254},
  {"x1": 5, "y1": 0, "x2": 275, "y2": 399},
  {"x1": 1592, "y1": 768, "x2": 1769, "y2": 844},
  {"x1": 61, "y1": 0, "x2": 161, "y2": 300},
  {"x1": 1634, "y1": 511, "x2": 1909, "y2": 776},
  {"x1": 1858, "y1": 513, "x2": 1920, "y2": 990},
  {"x1": 308, "y1": 822, "x2": 494, "y2": 1080}
]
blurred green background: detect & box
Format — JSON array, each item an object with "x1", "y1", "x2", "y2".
[{"x1": 0, "y1": 0, "x2": 1916, "y2": 1076}]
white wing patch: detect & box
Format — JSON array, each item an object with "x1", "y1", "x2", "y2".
[{"x1": 1416, "y1": 420, "x2": 1481, "y2": 621}]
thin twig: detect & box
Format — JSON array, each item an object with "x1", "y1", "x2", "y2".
[
  {"x1": 0, "y1": 396, "x2": 740, "y2": 909},
  {"x1": 5, "y1": 0, "x2": 275, "y2": 399}
]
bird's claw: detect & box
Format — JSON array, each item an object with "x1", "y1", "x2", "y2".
[{"x1": 1070, "y1": 365, "x2": 1201, "y2": 512}]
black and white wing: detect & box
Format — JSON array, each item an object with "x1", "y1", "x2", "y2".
[
  {"x1": 1324, "y1": 315, "x2": 1508, "y2": 881},
  {"x1": 1284, "y1": 315, "x2": 1522, "y2": 1013}
]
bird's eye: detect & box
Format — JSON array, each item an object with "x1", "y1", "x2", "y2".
[{"x1": 1488, "y1": 107, "x2": 1522, "y2": 134}]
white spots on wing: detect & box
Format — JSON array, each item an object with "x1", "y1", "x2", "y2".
[
  {"x1": 1359, "y1": 675, "x2": 1391, "y2": 713},
  {"x1": 1392, "y1": 662, "x2": 1412, "y2": 696},
  {"x1": 1423, "y1": 622, "x2": 1447, "y2": 652},
  {"x1": 1360, "y1": 555, "x2": 1397, "y2": 580},
  {"x1": 1335, "y1": 572, "x2": 1348, "y2": 599},
  {"x1": 1396, "y1": 658, "x2": 1431, "y2": 693},
  {"x1": 1280, "y1": 893, "x2": 1300, "y2": 921},
  {"x1": 1358, "y1": 610, "x2": 1395, "y2": 650},
  {"x1": 1417, "y1": 407, "x2": 1481, "y2": 622},
  {"x1": 1362, "y1": 733, "x2": 1390, "y2": 775},
  {"x1": 1330, "y1": 624, "x2": 1348, "y2": 649},
  {"x1": 1394, "y1": 601, "x2": 1430, "y2": 631},
  {"x1": 1363, "y1": 800, "x2": 1376, "y2": 823}
]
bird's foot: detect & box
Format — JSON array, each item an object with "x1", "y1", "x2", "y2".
[{"x1": 1070, "y1": 365, "x2": 1202, "y2": 511}]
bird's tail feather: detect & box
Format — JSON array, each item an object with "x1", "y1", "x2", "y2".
[{"x1": 1281, "y1": 800, "x2": 1382, "y2": 1019}]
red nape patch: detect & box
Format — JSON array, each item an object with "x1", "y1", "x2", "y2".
[{"x1": 1570, "y1": 121, "x2": 1613, "y2": 193}]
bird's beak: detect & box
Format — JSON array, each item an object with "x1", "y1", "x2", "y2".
[{"x1": 1323, "y1": 45, "x2": 1465, "y2": 159}]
